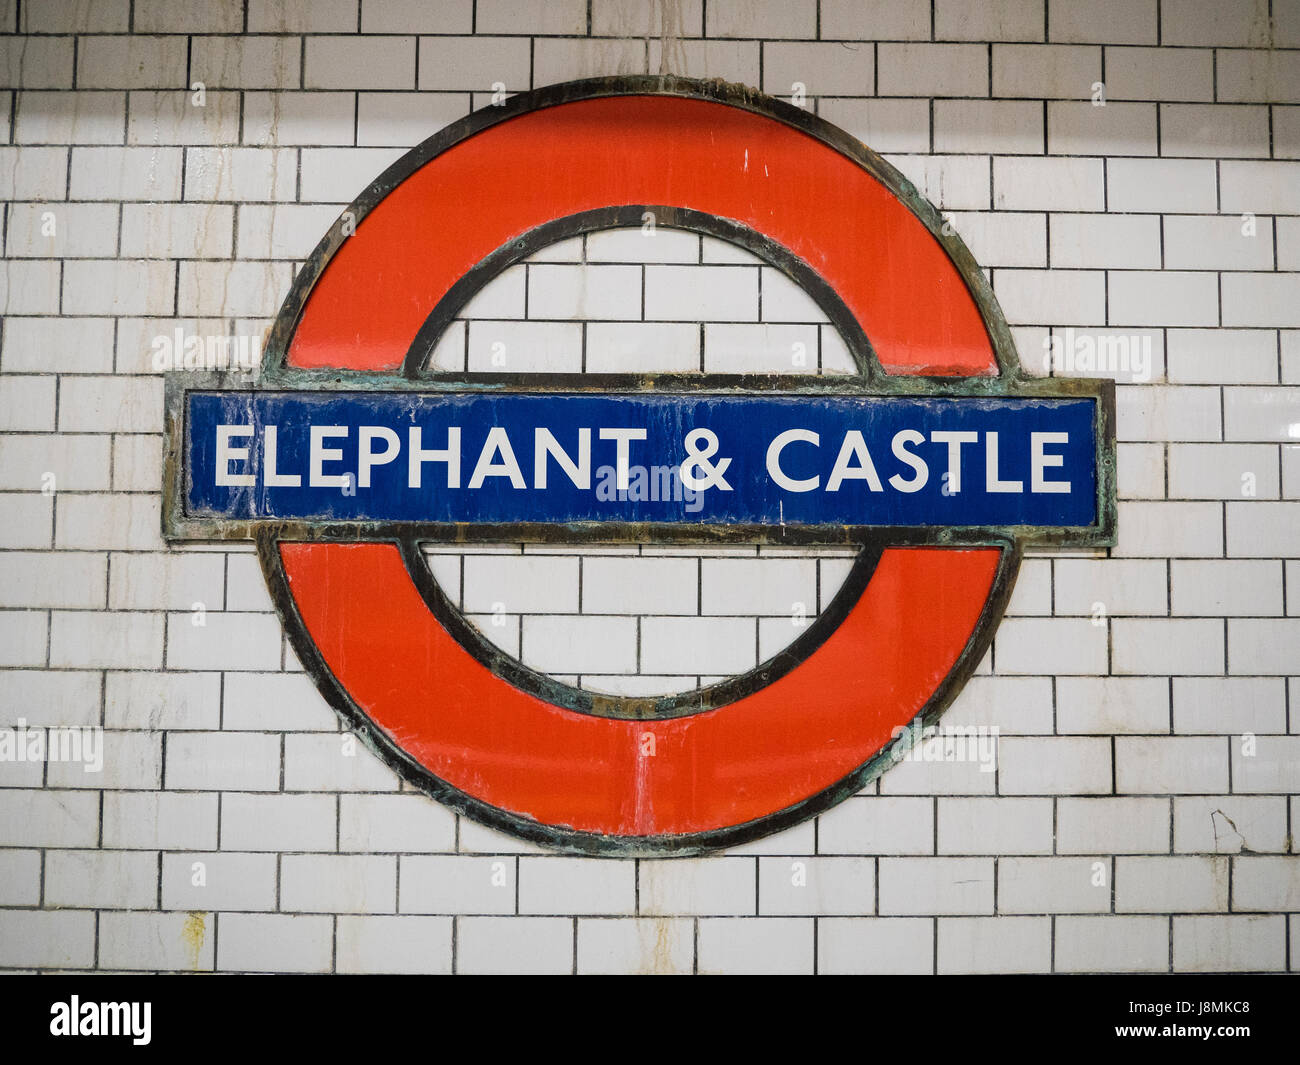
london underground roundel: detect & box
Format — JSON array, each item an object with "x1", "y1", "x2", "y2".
[{"x1": 165, "y1": 77, "x2": 1116, "y2": 856}]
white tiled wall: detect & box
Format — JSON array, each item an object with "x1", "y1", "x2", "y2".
[{"x1": 0, "y1": 0, "x2": 1297, "y2": 974}]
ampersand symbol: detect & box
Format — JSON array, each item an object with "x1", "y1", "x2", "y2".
[{"x1": 680, "y1": 428, "x2": 733, "y2": 491}]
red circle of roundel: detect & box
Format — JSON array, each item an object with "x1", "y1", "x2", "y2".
[{"x1": 266, "y1": 82, "x2": 1014, "y2": 854}]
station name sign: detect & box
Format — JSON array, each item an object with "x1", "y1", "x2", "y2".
[
  {"x1": 159, "y1": 77, "x2": 1122, "y2": 854},
  {"x1": 168, "y1": 378, "x2": 1111, "y2": 545}
]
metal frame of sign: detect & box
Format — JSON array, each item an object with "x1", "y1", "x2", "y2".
[{"x1": 160, "y1": 76, "x2": 1117, "y2": 855}]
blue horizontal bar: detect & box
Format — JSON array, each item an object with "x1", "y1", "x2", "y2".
[{"x1": 184, "y1": 390, "x2": 1099, "y2": 529}]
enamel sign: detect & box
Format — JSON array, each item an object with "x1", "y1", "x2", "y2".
[{"x1": 164, "y1": 77, "x2": 1116, "y2": 856}]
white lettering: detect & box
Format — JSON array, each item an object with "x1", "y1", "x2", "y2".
[
  {"x1": 408, "y1": 426, "x2": 461, "y2": 488},
  {"x1": 535, "y1": 427, "x2": 591, "y2": 489},
  {"x1": 766, "y1": 428, "x2": 820, "y2": 492},
  {"x1": 929, "y1": 430, "x2": 978, "y2": 493},
  {"x1": 309, "y1": 426, "x2": 349, "y2": 487},
  {"x1": 357, "y1": 426, "x2": 400, "y2": 488},
  {"x1": 826, "y1": 430, "x2": 883, "y2": 492},
  {"x1": 985, "y1": 431, "x2": 1023, "y2": 493},
  {"x1": 215, "y1": 425, "x2": 254, "y2": 486},
  {"x1": 469, "y1": 426, "x2": 526, "y2": 489},
  {"x1": 599, "y1": 428, "x2": 647, "y2": 491},
  {"x1": 1031, "y1": 431, "x2": 1071, "y2": 493},
  {"x1": 888, "y1": 429, "x2": 929, "y2": 492},
  {"x1": 263, "y1": 425, "x2": 300, "y2": 487}
]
